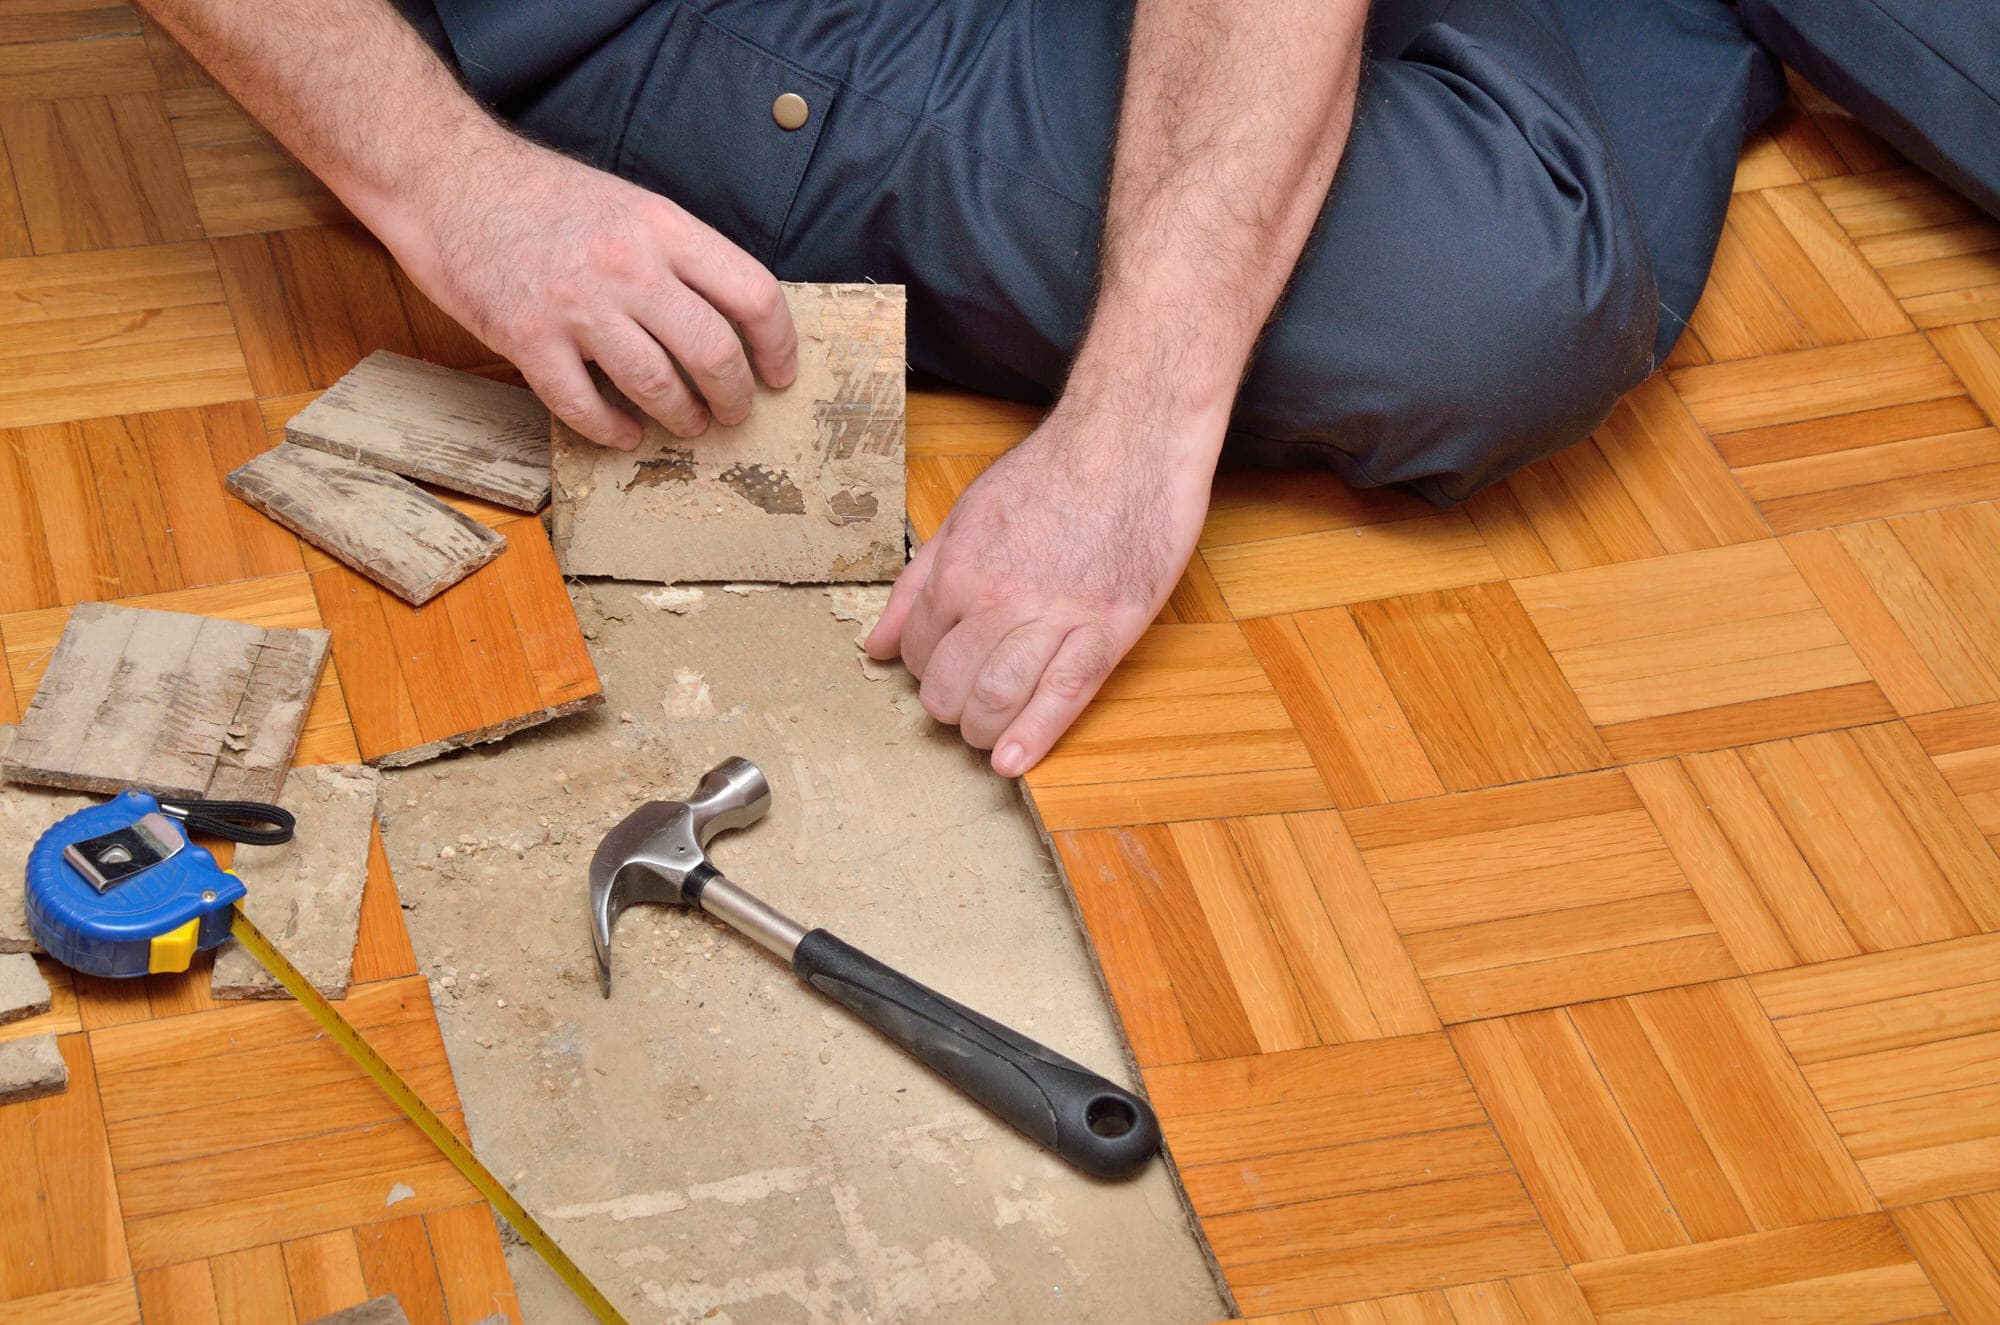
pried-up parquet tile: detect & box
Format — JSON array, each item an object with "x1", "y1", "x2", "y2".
[
  {"x1": 1754, "y1": 931, "x2": 2000, "y2": 1206},
  {"x1": 1515, "y1": 539, "x2": 1893, "y2": 761},
  {"x1": 1344, "y1": 772, "x2": 1740, "y2": 1021},
  {"x1": 1146, "y1": 1036, "x2": 1561, "y2": 1314}
]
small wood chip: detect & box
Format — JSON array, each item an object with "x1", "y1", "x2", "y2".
[
  {"x1": 227, "y1": 443, "x2": 506, "y2": 605},
  {"x1": 286, "y1": 350, "x2": 552, "y2": 512}
]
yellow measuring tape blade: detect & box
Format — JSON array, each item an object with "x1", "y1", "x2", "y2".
[{"x1": 228, "y1": 906, "x2": 629, "y2": 1325}]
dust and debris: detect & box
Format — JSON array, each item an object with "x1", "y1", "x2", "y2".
[
  {"x1": 721, "y1": 583, "x2": 777, "y2": 596},
  {"x1": 386, "y1": 1182, "x2": 416, "y2": 1206},
  {"x1": 638, "y1": 586, "x2": 705, "y2": 615},
  {"x1": 374, "y1": 583, "x2": 1224, "y2": 1324}
]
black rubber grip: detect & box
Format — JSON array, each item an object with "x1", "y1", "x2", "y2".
[{"x1": 791, "y1": 928, "x2": 1160, "y2": 1179}]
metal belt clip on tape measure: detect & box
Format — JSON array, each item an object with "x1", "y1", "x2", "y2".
[{"x1": 26, "y1": 791, "x2": 629, "y2": 1325}]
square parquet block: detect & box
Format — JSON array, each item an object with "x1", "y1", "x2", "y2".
[
  {"x1": 1455, "y1": 980, "x2": 1876, "y2": 1263},
  {"x1": 0, "y1": 92, "x2": 202, "y2": 255},
  {"x1": 1631, "y1": 723, "x2": 2000, "y2": 972},
  {"x1": 1755, "y1": 931, "x2": 2000, "y2": 1205},
  {"x1": 1465, "y1": 376, "x2": 1770, "y2": 575},
  {"x1": 91, "y1": 977, "x2": 476, "y2": 1269},
  {"x1": 1053, "y1": 812, "x2": 1435, "y2": 1065},
  {"x1": 1894, "y1": 1192, "x2": 2000, "y2": 1320},
  {"x1": 0, "y1": 399, "x2": 303, "y2": 613},
  {"x1": 311, "y1": 515, "x2": 602, "y2": 767},
  {"x1": 1347, "y1": 582, "x2": 1608, "y2": 792},
  {"x1": 164, "y1": 86, "x2": 350, "y2": 238},
  {"x1": 1912, "y1": 701, "x2": 2000, "y2": 850},
  {"x1": 1817, "y1": 167, "x2": 2000, "y2": 329},
  {"x1": 1515, "y1": 539, "x2": 1892, "y2": 761},
  {"x1": 1027, "y1": 623, "x2": 1331, "y2": 831},
  {"x1": 1683, "y1": 183, "x2": 1913, "y2": 362},
  {"x1": 0, "y1": 243, "x2": 252, "y2": 429},
  {"x1": 1573, "y1": 1216, "x2": 1943, "y2": 1325},
  {"x1": 1146, "y1": 1036, "x2": 1561, "y2": 1314},
  {"x1": 1786, "y1": 504, "x2": 2000, "y2": 716},
  {"x1": 1345, "y1": 772, "x2": 1739, "y2": 1021}
]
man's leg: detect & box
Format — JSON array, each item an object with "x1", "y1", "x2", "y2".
[{"x1": 447, "y1": 0, "x2": 1777, "y2": 501}]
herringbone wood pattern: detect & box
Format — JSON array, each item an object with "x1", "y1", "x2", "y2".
[{"x1": 5, "y1": 8, "x2": 2000, "y2": 1321}]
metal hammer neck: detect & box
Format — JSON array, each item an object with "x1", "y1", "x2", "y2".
[{"x1": 687, "y1": 866, "x2": 808, "y2": 960}]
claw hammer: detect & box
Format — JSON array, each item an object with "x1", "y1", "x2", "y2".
[{"x1": 589, "y1": 757, "x2": 1161, "y2": 1178}]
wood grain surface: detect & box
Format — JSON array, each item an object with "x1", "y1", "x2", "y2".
[{"x1": 9, "y1": 16, "x2": 2000, "y2": 1325}]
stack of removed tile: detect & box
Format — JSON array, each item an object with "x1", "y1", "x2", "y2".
[{"x1": 228, "y1": 350, "x2": 552, "y2": 604}]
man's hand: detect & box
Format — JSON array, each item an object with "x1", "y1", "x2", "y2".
[
  {"x1": 136, "y1": 0, "x2": 796, "y2": 451},
  {"x1": 376, "y1": 127, "x2": 798, "y2": 451},
  {"x1": 867, "y1": 402, "x2": 1220, "y2": 777},
  {"x1": 869, "y1": 0, "x2": 1363, "y2": 775}
]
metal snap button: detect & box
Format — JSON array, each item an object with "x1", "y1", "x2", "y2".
[{"x1": 772, "y1": 93, "x2": 809, "y2": 131}]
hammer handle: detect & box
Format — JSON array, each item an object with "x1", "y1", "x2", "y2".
[{"x1": 792, "y1": 929, "x2": 1160, "y2": 1179}]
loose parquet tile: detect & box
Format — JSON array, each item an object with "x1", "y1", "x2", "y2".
[
  {"x1": 1345, "y1": 772, "x2": 1740, "y2": 1021},
  {"x1": 425, "y1": 1203, "x2": 524, "y2": 1324},
  {"x1": 310, "y1": 514, "x2": 602, "y2": 767},
  {"x1": 280, "y1": 1231, "x2": 370, "y2": 1321},
  {"x1": 1572, "y1": 1215, "x2": 1943, "y2": 1325},
  {"x1": 1515, "y1": 539, "x2": 1892, "y2": 760},
  {"x1": 355, "y1": 1215, "x2": 450, "y2": 1325},
  {"x1": 1670, "y1": 331, "x2": 1963, "y2": 436},
  {"x1": 1754, "y1": 932, "x2": 2000, "y2": 1205},
  {"x1": 1146, "y1": 1036, "x2": 1562, "y2": 1313},
  {"x1": 0, "y1": 92, "x2": 203, "y2": 255},
  {"x1": 1455, "y1": 981, "x2": 1875, "y2": 1264}
]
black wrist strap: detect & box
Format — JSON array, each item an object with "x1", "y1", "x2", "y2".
[{"x1": 158, "y1": 798, "x2": 297, "y2": 846}]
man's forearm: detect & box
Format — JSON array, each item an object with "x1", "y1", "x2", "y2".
[
  {"x1": 1064, "y1": 0, "x2": 1367, "y2": 441},
  {"x1": 138, "y1": 0, "x2": 497, "y2": 232}
]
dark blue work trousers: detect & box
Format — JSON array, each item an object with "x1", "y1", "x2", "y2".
[{"x1": 409, "y1": 0, "x2": 1785, "y2": 502}]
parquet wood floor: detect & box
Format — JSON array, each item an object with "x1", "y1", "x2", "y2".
[{"x1": 5, "y1": 11, "x2": 2000, "y2": 1323}]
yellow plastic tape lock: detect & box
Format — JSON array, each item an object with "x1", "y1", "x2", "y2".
[{"x1": 147, "y1": 917, "x2": 201, "y2": 973}]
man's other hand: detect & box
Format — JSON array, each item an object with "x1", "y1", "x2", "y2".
[
  {"x1": 383, "y1": 128, "x2": 799, "y2": 449},
  {"x1": 865, "y1": 405, "x2": 1219, "y2": 778}
]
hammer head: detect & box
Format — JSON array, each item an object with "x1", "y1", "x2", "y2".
[{"x1": 589, "y1": 756, "x2": 771, "y2": 997}]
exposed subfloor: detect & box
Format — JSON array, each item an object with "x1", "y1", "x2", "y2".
[{"x1": 377, "y1": 582, "x2": 1226, "y2": 1324}]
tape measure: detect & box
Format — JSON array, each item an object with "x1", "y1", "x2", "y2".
[{"x1": 28, "y1": 792, "x2": 629, "y2": 1325}]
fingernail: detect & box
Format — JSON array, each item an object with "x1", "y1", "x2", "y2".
[{"x1": 994, "y1": 743, "x2": 1025, "y2": 777}]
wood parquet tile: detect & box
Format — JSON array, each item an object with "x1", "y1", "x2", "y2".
[{"x1": 10, "y1": 21, "x2": 2000, "y2": 1323}]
